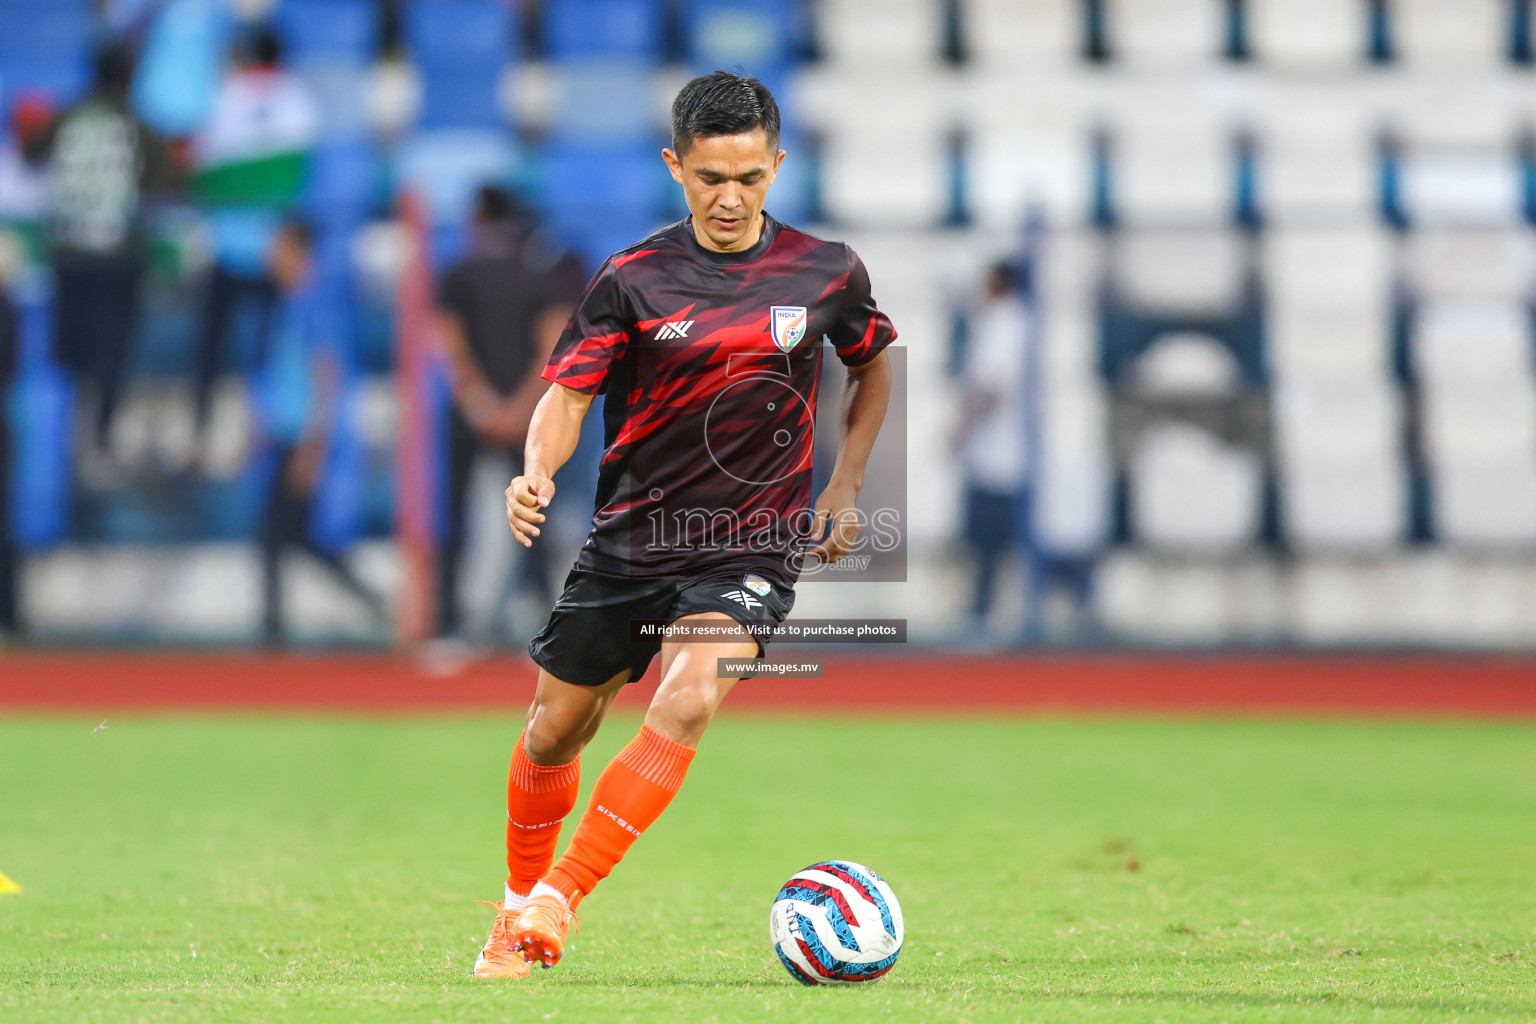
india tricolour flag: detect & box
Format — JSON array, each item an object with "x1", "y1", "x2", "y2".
[
  {"x1": 192, "y1": 149, "x2": 308, "y2": 208},
  {"x1": 192, "y1": 74, "x2": 319, "y2": 208}
]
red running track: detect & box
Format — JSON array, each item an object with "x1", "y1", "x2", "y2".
[{"x1": 2, "y1": 651, "x2": 1535, "y2": 716}]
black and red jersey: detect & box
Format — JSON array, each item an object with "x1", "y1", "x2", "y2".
[{"x1": 542, "y1": 214, "x2": 897, "y2": 583}]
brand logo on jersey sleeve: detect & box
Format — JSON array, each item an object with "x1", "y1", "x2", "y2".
[
  {"x1": 770, "y1": 306, "x2": 808, "y2": 352},
  {"x1": 656, "y1": 319, "x2": 695, "y2": 340}
]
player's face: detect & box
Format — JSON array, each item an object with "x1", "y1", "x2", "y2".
[{"x1": 663, "y1": 130, "x2": 786, "y2": 252}]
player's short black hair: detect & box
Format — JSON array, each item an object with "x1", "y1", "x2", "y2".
[{"x1": 669, "y1": 71, "x2": 781, "y2": 157}]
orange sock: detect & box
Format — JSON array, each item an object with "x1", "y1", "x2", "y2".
[
  {"x1": 505, "y1": 732, "x2": 581, "y2": 897},
  {"x1": 544, "y1": 725, "x2": 695, "y2": 907}
]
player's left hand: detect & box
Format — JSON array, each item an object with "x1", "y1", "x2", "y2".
[{"x1": 806, "y1": 481, "x2": 860, "y2": 564}]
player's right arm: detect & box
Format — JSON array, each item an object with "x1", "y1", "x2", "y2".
[
  {"x1": 505, "y1": 256, "x2": 630, "y2": 547},
  {"x1": 505, "y1": 382, "x2": 592, "y2": 547}
]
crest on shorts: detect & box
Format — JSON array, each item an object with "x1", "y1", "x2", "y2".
[
  {"x1": 742, "y1": 574, "x2": 772, "y2": 597},
  {"x1": 770, "y1": 306, "x2": 808, "y2": 353}
]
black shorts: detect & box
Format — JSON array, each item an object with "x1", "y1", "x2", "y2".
[{"x1": 528, "y1": 567, "x2": 796, "y2": 686}]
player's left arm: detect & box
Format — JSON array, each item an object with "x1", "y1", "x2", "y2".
[{"x1": 807, "y1": 350, "x2": 891, "y2": 564}]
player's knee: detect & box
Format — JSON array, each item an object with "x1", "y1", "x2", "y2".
[
  {"x1": 523, "y1": 712, "x2": 585, "y2": 765},
  {"x1": 646, "y1": 682, "x2": 720, "y2": 744}
]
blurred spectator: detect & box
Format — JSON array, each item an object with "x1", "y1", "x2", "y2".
[
  {"x1": 191, "y1": 25, "x2": 319, "y2": 459},
  {"x1": 0, "y1": 94, "x2": 54, "y2": 260},
  {"x1": 434, "y1": 185, "x2": 584, "y2": 642},
  {"x1": 131, "y1": 0, "x2": 234, "y2": 138},
  {"x1": 953, "y1": 261, "x2": 1032, "y2": 628},
  {"x1": 40, "y1": 42, "x2": 170, "y2": 462},
  {"x1": 0, "y1": 273, "x2": 17, "y2": 639},
  {"x1": 253, "y1": 218, "x2": 383, "y2": 647}
]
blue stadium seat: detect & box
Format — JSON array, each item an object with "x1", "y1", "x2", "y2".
[
  {"x1": 395, "y1": 128, "x2": 519, "y2": 227},
  {"x1": 405, "y1": 0, "x2": 515, "y2": 71},
  {"x1": 5, "y1": 286, "x2": 71, "y2": 550},
  {"x1": 538, "y1": 141, "x2": 668, "y2": 230},
  {"x1": 0, "y1": 0, "x2": 94, "y2": 112},
  {"x1": 548, "y1": 60, "x2": 658, "y2": 142},
  {"x1": 275, "y1": 0, "x2": 380, "y2": 66},
  {"x1": 763, "y1": 130, "x2": 812, "y2": 224},
  {"x1": 301, "y1": 63, "x2": 373, "y2": 139},
  {"x1": 682, "y1": 0, "x2": 798, "y2": 75},
  {"x1": 276, "y1": 0, "x2": 378, "y2": 139},
  {"x1": 0, "y1": 57, "x2": 92, "y2": 112},
  {"x1": 417, "y1": 70, "x2": 505, "y2": 130},
  {"x1": 537, "y1": 145, "x2": 669, "y2": 270},
  {"x1": 306, "y1": 139, "x2": 383, "y2": 228},
  {"x1": 537, "y1": 141, "x2": 671, "y2": 266},
  {"x1": 544, "y1": 0, "x2": 664, "y2": 61},
  {"x1": 404, "y1": 0, "x2": 515, "y2": 129},
  {"x1": 0, "y1": 0, "x2": 93, "y2": 45}
]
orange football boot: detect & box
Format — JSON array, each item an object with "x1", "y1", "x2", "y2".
[
  {"x1": 471, "y1": 900, "x2": 532, "y2": 979},
  {"x1": 509, "y1": 893, "x2": 577, "y2": 969}
]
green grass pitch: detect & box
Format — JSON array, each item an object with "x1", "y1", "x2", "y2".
[{"x1": 1, "y1": 712, "x2": 1534, "y2": 1022}]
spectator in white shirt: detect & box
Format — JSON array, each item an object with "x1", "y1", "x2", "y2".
[{"x1": 952, "y1": 261, "x2": 1032, "y2": 627}]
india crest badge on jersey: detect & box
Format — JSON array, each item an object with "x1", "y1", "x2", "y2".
[{"x1": 770, "y1": 306, "x2": 808, "y2": 352}]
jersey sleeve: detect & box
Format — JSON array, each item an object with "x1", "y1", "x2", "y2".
[
  {"x1": 542, "y1": 258, "x2": 630, "y2": 394},
  {"x1": 827, "y1": 246, "x2": 897, "y2": 367}
]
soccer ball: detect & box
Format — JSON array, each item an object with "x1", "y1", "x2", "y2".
[{"x1": 768, "y1": 860, "x2": 904, "y2": 985}]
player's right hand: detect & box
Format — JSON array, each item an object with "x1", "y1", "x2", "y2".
[{"x1": 505, "y1": 475, "x2": 555, "y2": 548}]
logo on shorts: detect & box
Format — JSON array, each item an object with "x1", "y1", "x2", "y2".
[
  {"x1": 742, "y1": 574, "x2": 772, "y2": 597},
  {"x1": 724, "y1": 589, "x2": 762, "y2": 610},
  {"x1": 770, "y1": 306, "x2": 808, "y2": 352}
]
